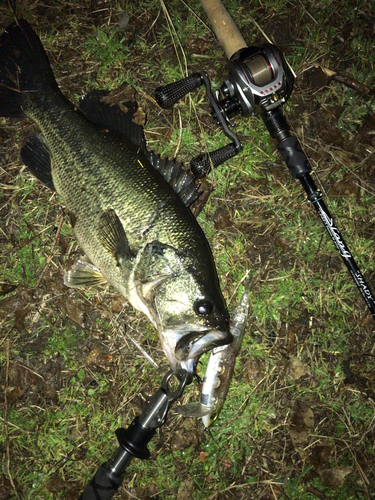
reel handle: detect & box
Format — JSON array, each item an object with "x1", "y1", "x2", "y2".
[
  {"x1": 155, "y1": 73, "x2": 203, "y2": 109},
  {"x1": 190, "y1": 143, "x2": 239, "y2": 177}
]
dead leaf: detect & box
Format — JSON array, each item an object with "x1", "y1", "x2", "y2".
[
  {"x1": 85, "y1": 348, "x2": 112, "y2": 371},
  {"x1": 310, "y1": 445, "x2": 333, "y2": 469},
  {"x1": 329, "y1": 176, "x2": 359, "y2": 197},
  {"x1": 111, "y1": 295, "x2": 126, "y2": 313},
  {"x1": 289, "y1": 400, "x2": 314, "y2": 459},
  {"x1": 318, "y1": 466, "x2": 352, "y2": 488},
  {"x1": 284, "y1": 355, "x2": 310, "y2": 380},
  {"x1": 170, "y1": 429, "x2": 201, "y2": 451},
  {"x1": 5, "y1": 385, "x2": 22, "y2": 405},
  {"x1": 56, "y1": 296, "x2": 84, "y2": 325},
  {"x1": 319, "y1": 65, "x2": 336, "y2": 77},
  {"x1": 199, "y1": 451, "x2": 208, "y2": 462},
  {"x1": 177, "y1": 478, "x2": 194, "y2": 500}
]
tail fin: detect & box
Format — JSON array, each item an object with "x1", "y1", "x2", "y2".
[{"x1": 0, "y1": 19, "x2": 58, "y2": 118}]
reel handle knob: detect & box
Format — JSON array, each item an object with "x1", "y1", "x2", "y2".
[
  {"x1": 155, "y1": 73, "x2": 203, "y2": 108},
  {"x1": 190, "y1": 143, "x2": 239, "y2": 178}
]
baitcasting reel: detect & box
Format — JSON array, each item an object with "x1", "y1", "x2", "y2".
[
  {"x1": 155, "y1": 41, "x2": 375, "y2": 319},
  {"x1": 155, "y1": 44, "x2": 294, "y2": 177}
]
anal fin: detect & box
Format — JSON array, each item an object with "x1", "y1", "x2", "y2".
[
  {"x1": 64, "y1": 258, "x2": 106, "y2": 288},
  {"x1": 20, "y1": 134, "x2": 55, "y2": 191}
]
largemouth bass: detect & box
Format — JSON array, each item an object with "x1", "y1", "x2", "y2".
[
  {"x1": 179, "y1": 274, "x2": 251, "y2": 426},
  {"x1": 0, "y1": 20, "x2": 232, "y2": 374}
]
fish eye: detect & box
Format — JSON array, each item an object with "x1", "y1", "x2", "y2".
[{"x1": 194, "y1": 299, "x2": 213, "y2": 316}]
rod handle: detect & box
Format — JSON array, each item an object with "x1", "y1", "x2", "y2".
[
  {"x1": 155, "y1": 73, "x2": 203, "y2": 109},
  {"x1": 78, "y1": 463, "x2": 124, "y2": 500},
  {"x1": 190, "y1": 143, "x2": 238, "y2": 177},
  {"x1": 200, "y1": 0, "x2": 248, "y2": 59}
]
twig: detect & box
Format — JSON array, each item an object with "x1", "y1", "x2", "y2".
[
  {"x1": 306, "y1": 484, "x2": 329, "y2": 500},
  {"x1": 207, "y1": 480, "x2": 284, "y2": 500},
  {"x1": 35, "y1": 211, "x2": 64, "y2": 288},
  {"x1": 4, "y1": 340, "x2": 21, "y2": 500},
  {"x1": 319, "y1": 66, "x2": 373, "y2": 95}
]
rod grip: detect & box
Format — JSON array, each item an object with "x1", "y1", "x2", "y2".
[
  {"x1": 79, "y1": 464, "x2": 123, "y2": 500},
  {"x1": 200, "y1": 0, "x2": 248, "y2": 59},
  {"x1": 277, "y1": 136, "x2": 312, "y2": 179},
  {"x1": 155, "y1": 73, "x2": 203, "y2": 108},
  {"x1": 190, "y1": 143, "x2": 238, "y2": 177}
]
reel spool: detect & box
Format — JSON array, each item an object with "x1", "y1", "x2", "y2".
[{"x1": 221, "y1": 44, "x2": 294, "y2": 116}]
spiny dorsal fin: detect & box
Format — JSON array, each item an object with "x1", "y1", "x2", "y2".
[
  {"x1": 20, "y1": 133, "x2": 55, "y2": 191},
  {"x1": 79, "y1": 89, "x2": 202, "y2": 208},
  {"x1": 64, "y1": 258, "x2": 106, "y2": 288},
  {"x1": 98, "y1": 209, "x2": 133, "y2": 266}
]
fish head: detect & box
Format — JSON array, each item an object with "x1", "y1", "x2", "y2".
[{"x1": 131, "y1": 241, "x2": 232, "y2": 373}]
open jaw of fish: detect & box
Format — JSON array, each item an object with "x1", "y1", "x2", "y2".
[{"x1": 0, "y1": 20, "x2": 232, "y2": 374}]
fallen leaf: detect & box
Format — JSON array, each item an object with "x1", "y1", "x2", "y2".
[
  {"x1": 318, "y1": 466, "x2": 352, "y2": 488},
  {"x1": 56, "y1": 297, "x2": 85, "y2": 325},
  {"x1": 170, "y1": 429, "x2": 201, "y2": 451},
  {"x1": 284, "y1": 355, "x2": 310, "y2": 380},
  {"x1": 111, "y1": 295, "x2": 126, "y2": 313},
  {"x1": 289, "y1": 400, "x2": 314, "y2": 460},
  {"x1": 177, "y1": 478, "x2": 194, "y2": 500},
  {"x1": 4, "y1": 386, "x2": 22, "y2": 405},
  {"x1": 319, "y1": 65, "x2": 336, "y2": 77},
  {"x1": 310, "y1": 444, "x2": 333, "y2": 469},
  {"x1": 85, "y1": 348, "x2": 112, "y2": 371},
  {"x1": 199, "y1": 451, "x2": 208, "y2": 462}
]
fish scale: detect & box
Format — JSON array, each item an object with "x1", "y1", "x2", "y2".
[{"x1": 0, "y1": 19, "x2": 232, "y2": 374}]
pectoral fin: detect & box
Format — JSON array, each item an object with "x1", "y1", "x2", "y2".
[
  {"x1": 64, "y1": 258, "x2": 106, "y2": 288},
  {"x1": 98, "y1": 209, "x2": 133, "y2": 266}
]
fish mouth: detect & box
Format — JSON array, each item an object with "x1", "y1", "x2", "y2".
[{"x1": 175, "y1": 329, "x2": 233, "y2": 361}]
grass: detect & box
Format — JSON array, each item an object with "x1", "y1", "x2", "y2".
[{"x1": 1, "y1": 0, "x2": 375, "y2": 499}]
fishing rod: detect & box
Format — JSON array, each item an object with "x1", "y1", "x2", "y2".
[
  {"x1": 79, "y1": 369, "x2": 189, "y2": 500},
  {"x1": 154, "y1": 0, "x2": 375, "y2": 321}
]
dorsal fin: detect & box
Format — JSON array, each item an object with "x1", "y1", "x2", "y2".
[{"x1": 79, "y1": 89, "x2": 202, "y2": 207}]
